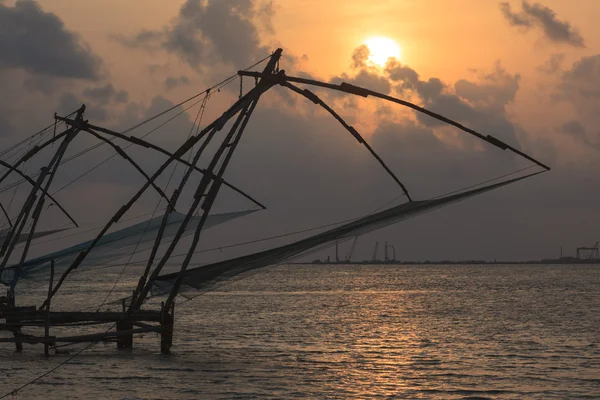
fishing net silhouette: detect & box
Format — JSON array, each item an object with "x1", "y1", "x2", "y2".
[
  {"x1": 150, "y1": 173, "x2": 538, "y2": 300},
  {"x1": 3, "y1": 210, "x2": 255, "y2": 284}
]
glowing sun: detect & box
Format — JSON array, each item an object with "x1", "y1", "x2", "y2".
[{"x1": 364, "y1": 36, "x2": 401, "y2": 67}]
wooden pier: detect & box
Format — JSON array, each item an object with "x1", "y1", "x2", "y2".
[{"x1": 0, "y1": 302, "x2": 175, "y2": 354}]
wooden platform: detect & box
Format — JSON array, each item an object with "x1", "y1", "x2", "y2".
[{"x1": 0, "y1": 303, "x2": 174, "y2": 354}]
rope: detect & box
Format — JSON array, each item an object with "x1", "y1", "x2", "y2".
[
  {"x1": 0, "y1": 111, "x2": 75, "y2": 159},
  {"x1": 1, "y1": 130, "x2": 48, "y2": 229},
  {"x1": 95, "y1": 93, "x2": 213, "y2": 311},
  {"x1": 24, "y1": 208, "x2": 167, "y2": 247},
  {"x1": 0, "y1": 53, "x2": 275, "y2": 400},
  {"x1": 0, "y1": 51, "x2": 272, "y2": 196},
  {"x1": 175, "y1": 168, "x2": 546, "y2": 303},
  {"x1": 0, "y1": 49, "x2": 540, "y2": 398},
  {"x1": 0, "y1": 69, "x2": 238, "y2": 197},
  {"x1": 0, "y1": 340, "x2": 96, "y2": 400},
  {"x1": 57, "y1": 165, "x2": 543, "y2": 281}
]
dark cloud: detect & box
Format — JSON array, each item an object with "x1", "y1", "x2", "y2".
[
  {"x1": 23, "y1": 75, "x2": 63, "y2": 95},
  {"x1": 330, "y1": 69, "x2": 392, "y2": 96},
  {"x1": 114, "y1": 0, "x2": 271, "y2": 70},
  {"x1": 351, "y1": 45, "x2": 370, "y2": 69},
  {"x1": 164, "y1": 75, "x2": 191, "y2": 91},
  {"x1": 0, "y1": 32, "x2": 593, "y2": 263},
  {"x1": 559, "y1": 54, "x2": 600, "y2": 99},
  {"x1": 385, "y1": 60, "x2": 443, "y2": 102},
  {"x1": 384, "y1": 57, "x2": 522, "y2": 147},
  {"x1": 560, "y1": 120, "x2": 600, "y2": 152},
  {"x1": 454, "y1": 62, "x2": 520, "y2": 110},
  {"x1": 499, "y1": 2, "x2": 531, "y2": 26},
  {"x1": 499, "y1": 1, "x2": 585, "y2": 47},
  {"x1": 555, "y1": 54, "x2": 600, "y2": 126},
  {"x1": 55, "y1": 82, "x2": 131, "y2": 123},
  {"x1": 83, "y1": 84, "x2": 129, "y2": 104},
  {"x1": 0, "y1": 0, "x2": 102, "y2": 78},
  {"x1": 57, "y1": 92, "x2": 108, "y2": 121},
  {"x1": 561, "y1": 120, "x2": 588, "y2": 142}
]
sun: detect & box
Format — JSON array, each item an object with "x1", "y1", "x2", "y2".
[{"x1": 363, "y1": 36, "x2": 401, "y2": 67}]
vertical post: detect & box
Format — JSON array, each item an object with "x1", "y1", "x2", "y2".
[
  {"x1": 7, "y1": 293, "x2": 23, "y2": 352},
  {"x1": 161, "y1": 50, "x2": 282, "y2": 312},
  {"x1": 160, "y1": 301, "x2": 173, "y2": 355},
  {"x1": 335, "y1": 242, "x2": 339, "y2": 263},
  {"x1": 116, "y1": 298, "x2": 133, "y2": 349},
  {"x1": 44, "y1": 260, "x2": 54, "y2": 356}
]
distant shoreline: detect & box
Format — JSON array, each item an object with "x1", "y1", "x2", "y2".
[{"x1": 294, "y1": 258, "x2": 600, "y2": 265}]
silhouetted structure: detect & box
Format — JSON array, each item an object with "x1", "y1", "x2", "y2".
[
  {"x1": 577, "y1": 242, "x2": 599, "y2": 260},
  {"x1": 0, "y1": 48, "x2": 550, "y2": 357}
]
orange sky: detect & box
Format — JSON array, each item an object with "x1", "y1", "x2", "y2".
[
  {"x1": 36, "y1": 1, "x2": 597, "y2": 147},
  {"x1": 1, "y1": 0, "x2": 600, "y2": 259},
  {"x1": 43, "y1": 1, "x2": 599, "y2": 77}
]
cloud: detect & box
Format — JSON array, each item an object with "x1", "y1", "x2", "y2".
[
  {"x1": 1, "y1": 26, "x2": 595, "y2": 263},
  {"x1": 559, "y1": 54, "x2": 600, "y2": 98},
  {"x1": 499, "y1": 1, "x2": 531, "y2": 26},
  {"x1": 385, "y1": 60, "x2": 443, "y2": 103},
  {"x1": 0, "y1": 0, "x2": 102, "y2": 79},
  {"x1": 83, "y1": 84, "x2": 129, "y2": 104},
  {"x1": 350, "y1": 44, "x2": 370, "y2": 69},
  {"x1": 57, "y1": 92, "x2": 108, "y2": 121},
  {"x1": 538, "y1": 53, "x2": 564, "y2": 74},
  {"x1": 499, "y1": 1, "x2": 585, "y2": 47},
  {"x1": 114, "y1": 0, "x2": 272, "y2": 71},
  {"x1": 384, "y1": 57, "x2": 523, "y2": 147},
  {"x1": 454, "y1": 62, "x2": 520, "y2": 110},
  {"x1": 164, "y1": 75, "x2": 191, "y2": 91},
  {"x1": 561, "y1": 120, "x2": 589, "y2": 143},
  {"x1": 560, "y1": 120, "x2": 600, "y2": 152},
  {"x1": 554, "y1": 54, "x2": 600, "y2": 126},
  {"x1": 330, "y1": 69, "x2": 392, "y2": 96}
]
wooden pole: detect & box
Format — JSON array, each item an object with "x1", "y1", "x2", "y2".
[
  {"x1": 0, "y1": 159, "x2": 78, "y2": 228},
  {"x1": 162, "y1": 52, "x2": 282, "y2": 311},
  {"x1": 240, "y1": 70, "x2": 551, "y2": 171},
  {"x1": 116, "y1": 297, "x2": 133, "y2": 349},
  {"x1": 133, "y1": 72, "x2": 279, "y2": 309},
  {"x1": 50, "y1": 119, "x2": 268, "y2": 211},
  {"x1": 160, "y1": 301, "x2": 172, "y2": 354},
  {"x1": 7, "y1": 293, "x2": 23, "y2": 352},
  {"x1": 44, "y1": 260, "x2": 54, "y2": 356}
]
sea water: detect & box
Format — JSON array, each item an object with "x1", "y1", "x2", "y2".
[{"x1": 1, "y1": 264, "x2": 599, "y2": 399}]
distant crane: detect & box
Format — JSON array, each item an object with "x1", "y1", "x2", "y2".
[
  {"x1": 372, "y1": 241, "x2": 379, "y2": 262},
  {"x1": 345, "y1": 236, "x2": 359, "y2": 262},
  {"x1": 384, "y1": 241, "x2": 396, "y2": 262},
  {"x1": 576, "y1": 241, "x2": 599, "y2": 260}
]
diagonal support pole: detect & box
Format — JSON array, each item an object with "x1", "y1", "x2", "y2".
[
  {"x1": 164, "y1": 99, "x2": 259, "y2": 311},
  {"x1": 0, "y1": 202, "x2": 12, "y2": 228},
  {"x1": 133, "y1": 103, "x2": 253, "y2": 310},
  {"x1": 1, "y1": 106, "x2": 85, "y2": 294},
  {"x1": 281, "y1": 81, "x2": 412, "y2": 201},
  {"x1": 52, "y1": 116, "x2": 267, "y2": 210},
  {"x1": 161, "y1": 50, "x2": 283, "y2": 311},
  {"x1": 0, "y1": 153, "x2": 78, "y2": 228},
  {"x1": 41, "y1": 63, "x2": 282, "y2": 309},
  {"x1": 83, "y1": 128, "x2": 174, "y2": 209},
  {"x1": 238, "y1": 71, "x2": 551, "y2": 171}
]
